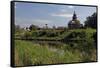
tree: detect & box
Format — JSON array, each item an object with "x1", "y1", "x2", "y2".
[
  {"x1": 29, "y1": 24, "x2": 39, "y2": 31},
  {"x1": 84, "y1": 12, "x2": 97, "y2": 28}
]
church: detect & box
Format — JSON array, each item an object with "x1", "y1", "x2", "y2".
[{"x1": 68, "y1": 11, "x2": 83, "y2": 29}]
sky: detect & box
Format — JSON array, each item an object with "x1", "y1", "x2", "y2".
[{"x1": 15, "y1": 2, "x2": 96, "y2": 28}]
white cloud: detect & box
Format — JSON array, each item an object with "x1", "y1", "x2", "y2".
[
  {"x1": 51, "y1": 13, "x2": 73, "y2": 18},
  {"x1": 58, "y1": 6, "x2": 74, "y2": 13},
  {"x1": 15, "y1": 18, "x2": 52, "y2": 28},
  {"x1": 60, "y1": 9, "x2": 67, "y2": 12},
  {"x1": 33, "y1": 19, "x2": 51, "y2": 24},
  {"x1": 68, "y1": 6, "x2": 74, "y2": 9},
  {"x1": 32, "y1": 19, "x2": 53, "y2": 27}
]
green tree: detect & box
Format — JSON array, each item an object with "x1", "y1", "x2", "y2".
[
  {"x1": 84, "y1": 12, "x2": 97, "y2": 28},
  {"x1": 23, "y1": 31, "x2": 32, "y2": 39}
]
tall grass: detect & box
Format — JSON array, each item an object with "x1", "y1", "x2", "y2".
[
  {"x1": 14, "y1": 28, "x2": 97, "y2": 66},
  {"x1": 15, "y1": 40, "x2": 96, "y2": 66},
  {"x1": 15, "y1": 40, "x2": 84, "y2": 66}
]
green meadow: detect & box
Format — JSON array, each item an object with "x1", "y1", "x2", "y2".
[{"x1": 14, "y1": 28, "x2": 97, "y2": 66}]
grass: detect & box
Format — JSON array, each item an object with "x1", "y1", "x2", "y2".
[
  {"x1": 15, "y1": 40, "x2": 82, "y2": 66},
  {"x1": 14, "y1": 28, "x2": 97, "y2": 66},
  {"x1": 15, "y1": 40, "x2": 96, "y2": 66}
]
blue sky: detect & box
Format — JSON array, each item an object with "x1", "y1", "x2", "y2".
[{"x1": 15, "y1": 2, "x2": 96, "y2": 28}]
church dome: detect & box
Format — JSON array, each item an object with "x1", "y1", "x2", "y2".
[
  {"x1": 68, "y1": 19, "x2": 80, "y2": 25},
  {"x1": 68, "y1": 11, "x2": 81, "y2": 29}
]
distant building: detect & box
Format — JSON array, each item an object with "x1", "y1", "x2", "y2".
[{"x1": 68, "y1": 11, "x2": 83, "y2": 29}]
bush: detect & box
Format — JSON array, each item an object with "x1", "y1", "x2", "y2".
[
  {"x1": 22, "y1": 31, "x2": 32, "y2": 39},
  {"x1": 31, "y1": 31, "x2": 38, "y2": 37},
  {"x1": 46, "y1": 32, "x2": 57, "y2": 37},
  {"x1": 37, "y1": 31, "x2": 46, "y2": 37}
]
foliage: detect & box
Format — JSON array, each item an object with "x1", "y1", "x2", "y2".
[
  {"x1": 15, "y1": 25, "x2": 20, "y2": 32},
  {"x1": 15, "y1": 35, "x2": 97, "y2": 66},
  {"x1": 84, "y1": 12, "x2": 97, "y2": 28},
  {"x1": 15, "y1": 25, "x2": 24, "y2": 34},
  {"x1": 14, "y1": 28, "x2": 97, "y2": 66}
]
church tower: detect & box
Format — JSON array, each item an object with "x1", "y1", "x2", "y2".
[
  {"x1": 72, "y1": 11, "x2": 77, "y2": 20},
  {"x1": 68, "y1": 11, "x2": 82, "y2": 29}
]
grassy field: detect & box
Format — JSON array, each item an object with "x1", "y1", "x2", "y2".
[
  {"x1": 15, "y1": 39, "x2": 97, "y2": 66},
  {"x1": 14, "y1": 28, "x2": 97, "y2": 66}
]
